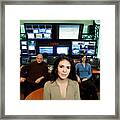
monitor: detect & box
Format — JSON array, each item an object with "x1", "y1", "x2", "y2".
[
  {"x1": 44, "y1": 33, "x2": 51, "y2": 39},
  {"x1": 36, "y1": 33, "x2": 42, "y2": 39},
  {"x1": 72, "y1": 41, "x2": 96, "y2": 56},
  {"x1": 20, "y1": 25, "x2": 25, "y2": 33},
  {"x1": 28, "y1": 41, "x2": 36, "y2": 55},
  {"x1": 28, "y1": 40, "x2": 36, "y2": 50},
  {"x1": 24, "y1": 23, "x2": 52, "y2": 39},
  {"x1": 59, "y1": 25, "x2": 80, "y2": 39},
  {"x1": 39, "y1": 46, "x2": 53, "y2": 55},
  {"x1": 33, "y1": 29, "x2": 39, "y2": 34},
  {"x1": 46, "y1": 29, "x2": 52, "y2": 34},
  {"x1": 21, "y1": 46, "x2": 27, "y2": 49},
  {"x1": 21, "y1": 41, "x2": 27, "y2": 45},
  {"x1": 56, "y1": 46, "x2": 69, "y2": 55},
  {"x1": 39, "y1": 28, "x2": 46, "y2": 33},
  {"x1": 27, "y1": 33, "x2": 35, "y2": 39},
  {"x1": 72, "y1": 41, "x2": 80, "y2": 55}
]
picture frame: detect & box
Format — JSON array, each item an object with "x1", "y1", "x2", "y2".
[{"x1": 0, "y1": 0, "x2": 119, "y2": 119}]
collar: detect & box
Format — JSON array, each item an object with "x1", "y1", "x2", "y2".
[{"x1": 51, "y1": 78, "x2": 74, "y2": 87}]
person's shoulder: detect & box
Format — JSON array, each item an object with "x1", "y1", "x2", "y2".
[
  {"x1": 76, "y1": 63, "x2": 82, "y2": 66},
  {"x1": 45, "y1": 81, "x2": 51, "y2": 85},
  {"x1": 44, "y1": 81, "x2": 53, "y2": 86},
  {"x1": 86, "y1": 63, "x2": 91, "y2": 66},
  {"x1": 75, "y1": 63, "x2": 79, "y2": 65}
]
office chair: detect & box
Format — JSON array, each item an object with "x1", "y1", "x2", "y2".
[{"x1": 25, "y1": 88, "x2": 44, "y2": 100}]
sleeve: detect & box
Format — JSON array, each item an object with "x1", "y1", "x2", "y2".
[
  {"x1": 75, "y1": 64, "x2": 79, "y2": 75},
  {"x1": 43, "y1": 81, "x2": 51, "y2": 100},
  {"x1": 74, "y1": 82, "x2": 80, "y2": 100},
  {"x1": 20, "y1": 65, "x2": 29, "y2": 78},
  {"x1": 87, "y1": 64, "x2": 92, "y2": 80}
]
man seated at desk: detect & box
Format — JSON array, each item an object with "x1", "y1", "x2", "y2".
[{"x1": 20, "y1": 54, "x2": 49, "y2": 99}]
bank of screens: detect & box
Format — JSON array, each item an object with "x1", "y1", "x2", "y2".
[
  {"x1": 25, "y1": 24, "x2": 52, "y2": 39},
  {"x1": 72, "y1": 41, "x2": 96, "y2": 56}
]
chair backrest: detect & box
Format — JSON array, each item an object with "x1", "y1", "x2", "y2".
[{"x1": 25, "y1": 88, "x2": 44, "y2": 100}]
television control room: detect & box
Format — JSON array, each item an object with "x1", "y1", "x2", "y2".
[{"x1": 20, "y1": 20, "x2": 100, "y2": 100}]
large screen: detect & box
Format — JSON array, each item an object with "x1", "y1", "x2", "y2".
[
  {"x1": 24, "y1": 23, "x2": 52, "y2": 39},
  {"x1": 72, "y1": 41, "x2": 96, "y2": 56},
  {"x1": 39, "y1": 46, "x2": 53, "y2": 55},
  {"x1": 59, "y1": 25, "x2": 80, "y2": 39},
  {"x1": 56, "y1": 46, "x2": 69, "y2": 55}
]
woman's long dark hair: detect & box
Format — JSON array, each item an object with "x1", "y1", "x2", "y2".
[{"x1": 50, "y1": 55, "x2": 77, "y2": 81}]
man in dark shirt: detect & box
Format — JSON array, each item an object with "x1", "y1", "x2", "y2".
[{"x1": 20, "y1": 54, "x2": 49, "y2": 99}]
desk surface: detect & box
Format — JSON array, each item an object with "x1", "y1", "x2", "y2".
[{"x1": 92, "y1": 68, "x2": 100, "y2": 74}]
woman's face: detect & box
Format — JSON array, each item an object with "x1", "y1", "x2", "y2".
[
  {"x1": 57, "y1": 59, "x2": 71, "y2": 80},
  {"x1": 82, "y1": 56, "x2": 86, "y2": 63}
]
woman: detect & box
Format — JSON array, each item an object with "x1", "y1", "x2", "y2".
[
  {"x1": 44, "y1": 56, "x2": 80, "y2": 100},
  {"x1": 75, "y1": 55, "x2": 98, "y2": 100}
]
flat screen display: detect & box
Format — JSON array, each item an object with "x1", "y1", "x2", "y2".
[
  {"x1": 27, "y1": 33, "x2": 35, "y2": 39},
  {"x1": 20, "y1": 25, "x2": 25, "y2": 33},
  {"x1": 28, "y1": 41, "x2": 36, "y2": 50},
  {"x1": 22, "y1": 46, "x2": 27, "y2": 49},
  {"x1": 21, "y1": 41, "x2": 27, "y2": 45},
  {"x1": 72, "y1": 41, "x2": 81, "y2": 55},
  {"x1": 39, "y1": 46, "x2": 53, "y2": 54},
  {"x1": 59, "y1": 25, "x2": 80, "y2": 39},
  {"x1": 72, "y1": 41, "x2": 96, "y2": 56},
  {"x1": 36, "y1": 34, "x2": 42, "y2": 39},
  {"x1": 56, "y1": 47, "x2": 69, "y2": 55}
]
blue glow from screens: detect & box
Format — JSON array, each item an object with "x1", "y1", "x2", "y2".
[
  {"x1": 28, "y1": 41, "x2": 36, "y2": 50},
  {"x1": 33, "y1": 29, "x2": 39, "y2": 33},
  {"x1": 25, "y1": 24, "x2": 52, "y2": 39},
  {"x1": 44, "y1": 34, "x2": 51, "y2": 39},
  {"x1": 39, "y1": 46, "x2": 53, "y2": 54},
  {"x1": 57, "y1": 47, "x2": 69, "y2": 55},
  {"x1": 39, "y1": 28, "x2": 46, "y2": 33},
  {"x1": 72, "y1": 41, "x2": 96, "y2": 55},
  {"x1": 46, "y1": 29, "x2": 51, "y2": 34}
]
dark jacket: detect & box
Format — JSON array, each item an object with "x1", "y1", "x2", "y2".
[{"x1": 20, "y1": 61, "x2": 49, "y2": 84}]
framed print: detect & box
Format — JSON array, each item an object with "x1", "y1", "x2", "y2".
[{"x1": 0, "y1": 0, "x2": 119, "y2": 119}]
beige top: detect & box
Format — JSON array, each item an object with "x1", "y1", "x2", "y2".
[{"x1": 43, "y1": 78, "x2": 80, "y2": 100}]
